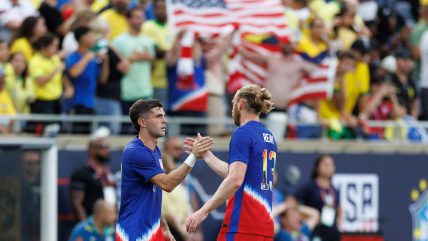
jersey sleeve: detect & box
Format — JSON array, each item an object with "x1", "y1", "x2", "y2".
[
  {"x1": 228, "y1": 128, "x2": 252, "y2": 165},
  {"x1": 127, "y1": 149, "x2": 164, "y2": 183}
]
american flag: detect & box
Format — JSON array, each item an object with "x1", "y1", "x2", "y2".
[{"x1": 167, "y1": 0, "x2": 335, "y2": 106}]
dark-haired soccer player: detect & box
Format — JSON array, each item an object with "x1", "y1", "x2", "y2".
[{"x1": 116, "y1": 99, "x2": 213, "y2": 241}]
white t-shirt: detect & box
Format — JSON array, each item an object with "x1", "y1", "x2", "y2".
[
  {"x1": 420, "y1": 31, "x2": 428, "y2": 88},
  {"x1": 62, "y1": 32, "x2": 78, "y2": 56},
  {"x1": 0, "y1": 0, "x2": 37, "y2": 42}
]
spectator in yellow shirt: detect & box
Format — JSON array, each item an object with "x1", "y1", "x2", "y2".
[
  {"x1": 296, "y1": 17, "x2": 329, "y2": 64},
  {"x1": 5, "y1": 53, "x2": 33, "y2": 114},
  {"x1": 28, "y1": 33, "x2": 73, "y2": 133},
  {"x1": 0, "y1": 68, "x2": 16, "y2": 134},
  {"x1": 10, "y1": 16, "x2": 47, "y2": 62},
  {"x1": 142, "y1": 0, "x2": 173, "y2": 105},
  {"x1": 100, "y1": 0, "x2": 130, "y2": 41},
  {"x1": 319, "y1": 51, "x2": 357, "y2": 139},
  {"x1": 329, "y1": 1, "x2": 370, "y2": 51}
]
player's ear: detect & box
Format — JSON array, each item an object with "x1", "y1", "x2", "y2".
[
  {"x1": 238, "y1": 99, "x2": 245, "y2": 111},
  {"x1": 138, "y1": 117, "x2": 146, "y2": 128}
]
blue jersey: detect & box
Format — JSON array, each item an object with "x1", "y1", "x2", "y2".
[
  {"x1": 220, "y1": 120, "x2": 278, "y2": 237},
  {"x1": 116, "y1": 137, "x2": 165, "y2": 241},
  {"x1": 68, "y1": 216, "x2": 115, "y2": 241}
]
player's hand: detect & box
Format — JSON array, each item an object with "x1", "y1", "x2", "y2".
[
  {"x1": 183, "y1": 137, "x2": 196, "y2": 154},
  {"x1": 186, "y1": 209, "x2": 208, "y2": 233},
  {"x1": 192, "y1": 134, "x2": 213, "y2": 159}
]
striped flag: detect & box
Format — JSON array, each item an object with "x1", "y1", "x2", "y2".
[{"x1": 167, "y1": 0, "x2": 335, "y2": 107}]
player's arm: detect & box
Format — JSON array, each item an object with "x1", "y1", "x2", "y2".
[
  {"x1": 184, "y1": 137, "x2": 228, "y2": 178},
  {"x1": 186, "y1": 161, "x2": 247, "y2": 232},
  {"x1": 151, "y1": 137, "x2": 213, "y2": 193}
]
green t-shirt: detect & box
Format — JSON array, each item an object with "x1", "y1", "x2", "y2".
[
  {"x1": 112, "y1": 32, "x2": 155, "y2": 101},
  {"x1": 410, "y1": 21, "x2": 428, "y2": 81}
]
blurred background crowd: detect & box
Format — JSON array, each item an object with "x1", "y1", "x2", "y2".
[
  {"x1": 2, "y1": 0, "x2": 428, "y2": 240},
  {"x1": 0, "y1": 0, "x2": 428, "y2": 142}
]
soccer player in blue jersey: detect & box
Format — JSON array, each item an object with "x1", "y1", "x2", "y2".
[
  {"x1": 185, "y1": 85, "x2": 278, "y2": 241},
  {"x1": 116, "y1": 99, "x2": 213, "y2": 241}
]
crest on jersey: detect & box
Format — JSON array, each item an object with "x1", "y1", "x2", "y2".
[{"x1": 409, "y1": 179, "x2": 428, "y2": 241}]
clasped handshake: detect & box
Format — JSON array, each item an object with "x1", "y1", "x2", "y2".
[{"x1": 184, "y1": 133, "x2": 214, "y2": 160}]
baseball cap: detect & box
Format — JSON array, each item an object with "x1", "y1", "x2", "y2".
[{"x1": 90, "y1": 126, "x2": 111, "y2": 141}]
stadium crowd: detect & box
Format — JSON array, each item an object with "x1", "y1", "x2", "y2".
[{"x1": 0, "y1": 0, "x2": 428, "y2": 140}]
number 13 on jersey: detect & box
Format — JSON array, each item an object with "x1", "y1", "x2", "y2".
[{"x1": 261, "y1": 149, "x2": 276, "y2": 191}]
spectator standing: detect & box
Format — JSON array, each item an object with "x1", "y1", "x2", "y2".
[
  {"x1": 28, "y1": 34, "x2": 71, "y2": 133},
  {"x1": 70, "y1": 127, "x2": 116, "y2": 222},
  {"x1": 330, "y1": 1, "x2": 370, "y2": 51},
  {"x1": 66, "y1": 26, "x2": 109, "y2": 133},
  {"x1": 20, "y1": 150, "x2": 41, "y2": 241},
  {"x1": 100, "y1": 0, "x2": 130, "y2": 41},
  {"x1": 409, "y1": 2, "x2": 428, "y2": 79},
  {"x1": 112, "y1": 8, "x2": 155, "y2": 114},
  {"x1": 0, "y1": 0, "x2": 37, "y2": 42},
  {"x1": 294, "y1": 155, "x2": 341, "y2": 241},
  {"x1": 391, "y1": 50, "x2": 419, "y2": 119},
  {"x1": 5, "y1": 52, "x2": 32, "y2": 114},
  {"x1": 142, "y1": 0, "x2": 173, "y2": 104},
  {"x1": 62, "y1": 10, "x2": 98, "y2": 55},
  {"x1": 0, "y1": 68, "x2": 16, "y2": 134},
  {"x1": 420, "y1": 31, "x2": 428, "y2": 120},
  {"x1": 38, "y1": 0, "x2": 67, "y2": 39},
  {"x1": 93, "y1": 23, "x2": 128, "y2": 135},
  {"x1": 68, "y1": 200, "x2": 116, "y2": 241},
  {"x1": 10, "y1": 16, "x2": 47, "y2": 62},
  {"x1": 319, "y1": 52, "x2": 360, "y2": 139},
  {"x1": 344, "y1": 39, "x2": 371, "y2": 117},
  {"x1": 296, "y1": 16, "x2": 329, "y2": 65},
  {"x1": 240, "y1": 36, "x2": 317, "y2": 111}
]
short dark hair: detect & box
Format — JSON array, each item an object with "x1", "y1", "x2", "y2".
[
  {"x1": 129, "y1": 99, "x2": 163, "y2": 132},
  {"x1": 337, "y1": 51, "x2": 355, "y2": 61},
  {"x1": 34, "y1": 33, "x2": 57, "y2": 51},
  {"x1": 126, "y1": 7, "x2": 144, "y2": 19},
  {"x1": 74, "y1": 26, "x2": 91, "y2": 42}
]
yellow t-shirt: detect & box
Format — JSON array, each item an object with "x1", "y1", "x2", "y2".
[
  {"x1": 320, "y1": 61, "x2": 370, "y2": 118},
  {"x1": 5, "y1": 63, "x2": 33, "y2": 113},
  {"x1": 343, "y1": 62, "x2": 370, "y2": 114},
  {"x1": 296, "y1": 33, "x2": 328, "y2": 64},
  {"x1": 100, "y1": 9, "x2": 128, "y2": 42},
  {"x1": 90, "y1": 0, "x2": 109, "y2": 12},
  {"x1": 142, "y1": 20, "x2": 173, "y2": 89},
  {"x1": 29, "y1": 53, "x2": 63, "y2": 101},
  {"x1": 0, "y1": 89, "x2": 16, "y2": 115},
  {"x1": 10, "y1": 38, "x2": 34, "y2": 62}
]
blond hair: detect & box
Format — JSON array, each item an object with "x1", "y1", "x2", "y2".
[{"x1": 235, "y1": 84, "x2": 274, "y2": 115}]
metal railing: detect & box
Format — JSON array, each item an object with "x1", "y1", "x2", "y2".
[{"x1": 1, "y1": 114, "x2": 428, "y2": 142}]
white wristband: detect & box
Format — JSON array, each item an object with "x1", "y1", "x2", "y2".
[{"x1": 184, "y1": 153, "x2": 197, "y2": 168}]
